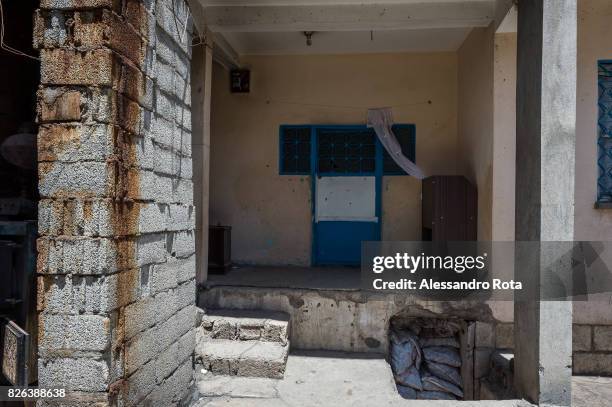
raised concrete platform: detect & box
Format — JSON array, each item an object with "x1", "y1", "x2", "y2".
[{"x1": 200, "y1": 266, "x2": 497, "y2": 354}]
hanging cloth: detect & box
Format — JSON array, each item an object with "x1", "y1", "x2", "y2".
[{"x1": 367, "y1": 107, "x2": 425, "y2": 179}]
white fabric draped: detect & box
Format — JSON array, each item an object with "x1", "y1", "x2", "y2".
[{"x1": 367, "y1": 107, "x2": 425, "y2": 180}]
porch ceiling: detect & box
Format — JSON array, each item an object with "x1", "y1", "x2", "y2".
[{"x1": 195, "y1": 0, "x2": 506, "y2": 56}]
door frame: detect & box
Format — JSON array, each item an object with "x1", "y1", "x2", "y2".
[{"x1": 310, "y1": 125, "x2": 383, "y2": 266}]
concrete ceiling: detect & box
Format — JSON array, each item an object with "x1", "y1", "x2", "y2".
[
  {"x1": 221, "y1": 28, "x2": 473, "y2": 55},
  {"x1": 195, "y1": 0, "x2": 509, "y2": 57}
]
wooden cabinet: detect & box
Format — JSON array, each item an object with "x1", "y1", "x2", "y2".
[{"x1": 422, "y1": 176, "x2": 477, "y2": 241}]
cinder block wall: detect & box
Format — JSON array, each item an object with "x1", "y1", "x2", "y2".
[
  {"x1": 34, "y1": 0, "x2": 197, "y2": 405},
  {"x1": 494, "y1": 322, "x2": 612, "y2": 376}
]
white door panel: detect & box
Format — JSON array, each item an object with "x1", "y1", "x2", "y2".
[{"x1": 315, "y1": 176, "x2": 377, "y2": 222}]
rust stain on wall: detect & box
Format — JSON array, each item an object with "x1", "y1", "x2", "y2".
[{"x1": 106, "y1": 4, "x2": 147, "y2": 403}]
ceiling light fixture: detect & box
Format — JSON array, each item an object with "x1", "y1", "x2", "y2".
[{"x1": 303, "y1": 31, "x2": 315, "y2": 46}]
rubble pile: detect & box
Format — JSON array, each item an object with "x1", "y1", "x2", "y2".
[{"x1": 389, "y1": 319, "x2": 464, "y2": 400}]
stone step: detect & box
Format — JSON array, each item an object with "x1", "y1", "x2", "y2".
[
  {"x1": 195, "y1": 338, "x2": 289, "y2": 379},
  {"x1": 200, "y1": 309, "x2": 290, "y2": 344},
  {"x1": 481, "y1": 351, "x2": 515, "y2": 399}
]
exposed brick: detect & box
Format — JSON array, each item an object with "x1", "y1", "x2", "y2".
[
  {"x1": 39, "y1": 199, "x2": 174, "y2": 238},
  {"x1": 150, "y1": 261, "x2": 178, "y2": 294},
  {"x1": 33, "y1": 9, "x2": 71, "y2": 50},
  {"x1": 573, "y1": 324, "x2": 592, "y2": 352},
  {"x1": 41, "y1": 49, "x2": 113, "y2": 86},
  {"x1": 39, "y1": 357, "x2": 109, "y2": 392},
  {"x1": 37, "y1": 270, "x2": 141, "y2": 315},
  {"x1": 123, "y1": 289, "x2": 178, "y2": 339},
  {"x1": 573, "y1": 353, "x2": 612, "y2": 376},
  {"x1": 115, "y1": 59, "x2": 154, "y2": 110},
  {"x1": 39, "y1": 86, "x2": 116, "y2": 123},
  {"x1": 105, "y1": 10, "x2": 146, "y2": 65},
  {"x1": 176, "y1": 279, "x2": 195, "y2": 310},
  {"x1": 37, "y1": 233, "x2": 166, "y2": 275},
  {"x1": 39, "y1": 314, "x2": 110, "y2": 353},
  {"x1": 37, "y1": 1, "x2": 196, "y2": 402},
  {"x1": 495, "y1": 323, "x2": 513, "y2": 349},
  {"x1": 143, "y1": 357, "x2": 193, "y2": 406},
  {"x1": 120, "y1": 358, "x2": 157, "y2": 405},
  {"x1": 154, "y1": 329, "x2": 194, "y2": 383},
  {"x1": 38, "y1": 87, "x2": 83, "y2": 122},
  {"x1": 151, "y1": 115, "x2": 175, "y2": 147},
  {"x1": 40, "y1": 0, "x2": 120, "y2": 10},
  {"x1": 39, "y1": 123, "x2": 113, "y2": 163},
  {"x1": 172, "y1": 178, "x2": 194, "y2": 204},
  {"x1": 168, "y1": 230, "x2": 195, "y2": 258},
  {"x1": 123, "y1": 0, "x2": 151, "y2": 38},
  {"x1": 166, "y1": 204, "x2": 195, "y2": 231},
  {"x1": 594, "y1": 325, "x2": 612, "y2": 351},
  {"x1": 175, "y1": 255, "x2": 196, "y2": 283}
]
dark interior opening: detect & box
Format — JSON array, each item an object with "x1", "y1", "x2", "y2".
[{"x1": 0, "y1": 0, "x2": 41, "y2": 392}]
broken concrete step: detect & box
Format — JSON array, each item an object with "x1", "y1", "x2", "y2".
[
  {"x1": 196, "y1": 338, "x2": 289, "y2": 379},
  {"x1": 482, "y1": 351, "x2": 515, "y2": 399},
  {"x1": 200, "y1": 309, "x2": 290, "y2": 344}
]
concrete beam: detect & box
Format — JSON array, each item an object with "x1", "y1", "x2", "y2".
[
  {"x1": 494, "y1": 0, "x2": 515, "y2": 30},
  {"x1": 213, "y1": 33, "x2": 241, "y2": 70},
  {"x1": 200, "y1": 2, "x2": 496, "y2": 32},
  {"x1": 514, "y1": 0, "x2": 576, "y2": 405}
]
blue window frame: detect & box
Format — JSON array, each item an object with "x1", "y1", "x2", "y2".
[
  {"x1": 316, "y1": 127, "x2": 377, "y2": 175},
  {"x1": 598, "y1": 61, "x2": 612, "y2": 203},
  {"x1": 279, "y1": 124, "x2": 416, "y2": 176},
  {"x1": 279, "y1": 125, "x2": 312, "y2": 175}
]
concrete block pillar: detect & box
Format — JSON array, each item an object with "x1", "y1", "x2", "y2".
[
  {"x1": 514, "y1": 0, "x2": 576, "y2": 405},
  {"x1": 35, "y1": 0, "x2": 197, "y2": 405}
]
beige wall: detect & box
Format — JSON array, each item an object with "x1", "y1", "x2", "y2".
[
  {"x1": 210, "y1": 52, "x2": 460, "y2": 265},
  {"x1": 492, "y1": 33, "x2": 517, "y2": 241},
  {"x1": 458, "y1": 25, "x2": 496, "y2": 241},
  {"x1": 575, "y1": 0, "x2": 612, "y2": 241},
  {"x1": 571, "y1": 0, "x2": 612, "y2": 323},
  {"x1": 488, "y1": 0, "x2": 612, "y2": 324}
]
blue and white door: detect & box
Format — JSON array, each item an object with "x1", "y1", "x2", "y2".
[{"x1": 312, "y1": 127, "x2": 382, "y2": 265}]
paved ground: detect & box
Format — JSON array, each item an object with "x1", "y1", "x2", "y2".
[
  {"x1": 572, "y1": 375, "x2": 612, "y2": 406},
  {"x1": 191, "y1": 351, "x2": 537, "y2": 407}
]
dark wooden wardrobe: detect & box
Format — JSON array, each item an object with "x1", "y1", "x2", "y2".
[{"x1": 422, "y1": 176, "x2": 477, "y2": 241}]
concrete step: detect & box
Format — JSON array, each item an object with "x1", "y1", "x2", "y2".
[
  {"x1": 481, "y1": 351, "x2": 515, "y2": 400},
  {"x1": 195, "y1": 309, "x2": 291, "y2": 379},
  {"x1": 200, "y1": 309, "x2": 290, "y2": 344},
  {"x1": 196, "y1": 338, "x2": 289, "y2": 379}
]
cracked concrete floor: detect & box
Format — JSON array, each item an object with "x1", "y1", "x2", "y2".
[{"x1": 191, "y1": 350, "x2": 553, "y2": 407}]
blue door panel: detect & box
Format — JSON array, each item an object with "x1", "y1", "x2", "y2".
[{"x1": 314, "y1": 221, "x2": 378, "y2": 265}]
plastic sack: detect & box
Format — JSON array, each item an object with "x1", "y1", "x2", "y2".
[
  {"x1": 417, "y1": 390, "x2": 457, "y2": 400},
  {"x1": 420, "y1": 337, "x2": 460, "y2": 349},
  {"x1": 422, "y1": 346, "x2": 461, "y2": 368},
  {"x1": 390, "y1": 330, "x2": 422, "y2": 371},
  {"x1": 422, "y1": 373, "x2": 464, "y2": 398},
  {"x1": 426, "y1": 361, "x2": 463, "y2": 387},
  {"x1": 395, "y1": 365, "x2": 423, "y2": 391},
  {"x1": 396, "y1": 384, "x2": 417, "y2": 399}
]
